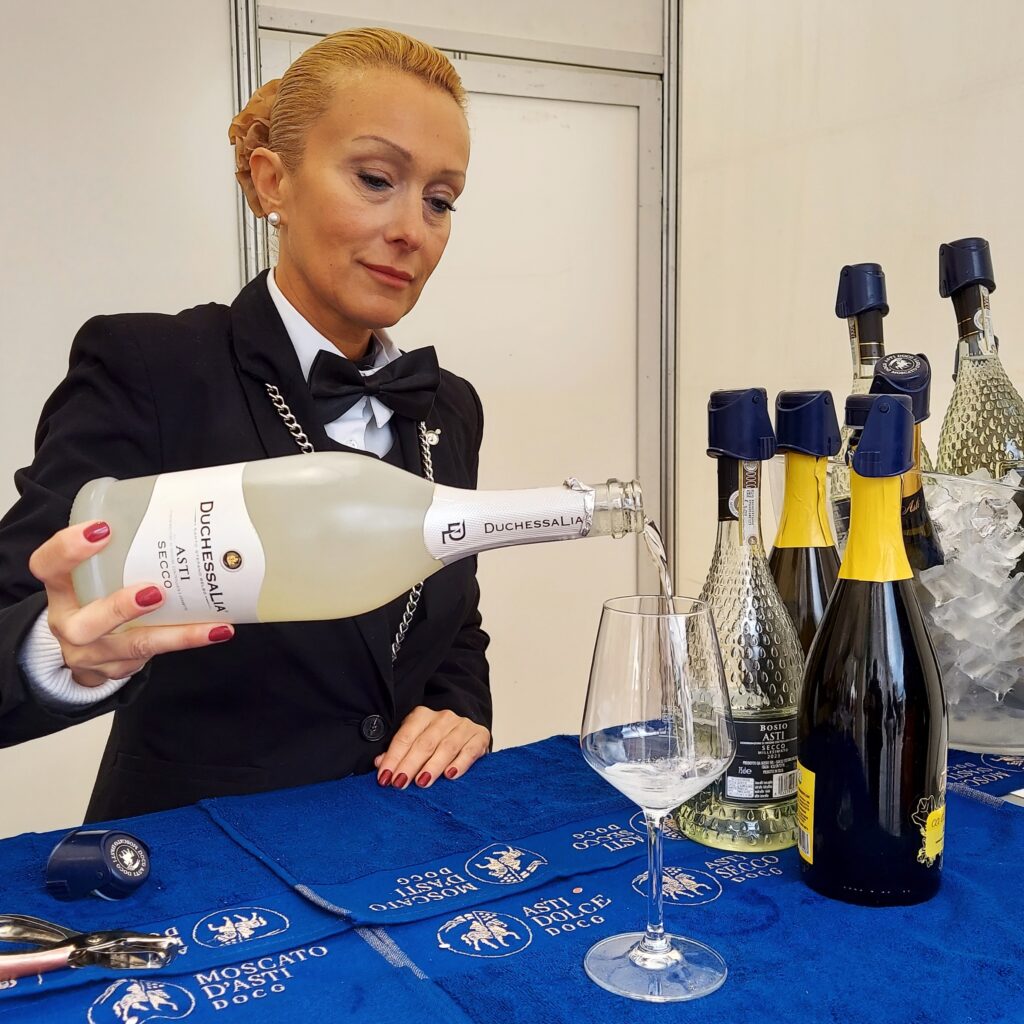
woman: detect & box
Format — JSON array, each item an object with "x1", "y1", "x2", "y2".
[{"x1": 0, "y1": 28, "x2": 491, "y2": 820}]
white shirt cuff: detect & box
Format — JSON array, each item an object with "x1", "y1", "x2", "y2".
[{"x1": 18, "y1": 610, "x2": 134, "y2": 709}]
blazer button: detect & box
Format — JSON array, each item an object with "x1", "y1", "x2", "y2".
[{"x1": 360, "y1": 715, "x2": 387, "y2": 742}]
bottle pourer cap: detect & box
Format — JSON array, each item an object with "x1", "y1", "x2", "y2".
[
  {"x1": 774, "y1": 390, "x2": 841, "y2": 457},
  {"x1": 707, "y1": 388, "x2": 776, "y2": 461},
  {"x1": 939, "y1": 236, "x2": 996, "y2": 297},
  {"x1": 844, "y1": 394, "x2": 914, "y2": 477},
  {"x1": 870, "y1": 353, "x2": 932, "y2": 423},
  {"x1": 45, "y1": 829, "x2": 151, "y2": 901},
  {"x1": 835, "y1": 263, "x2": 888, "y2": 318}
]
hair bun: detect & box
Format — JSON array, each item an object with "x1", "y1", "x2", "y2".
[{"x1": 228, "y1": 79, "x2": 281, "y2": 217}]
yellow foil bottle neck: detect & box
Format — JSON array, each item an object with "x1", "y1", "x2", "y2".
[
  {"x1": 902, "y1": 424, "x2": 925, "y2": 498},
  {"x1": 774, "y1": 452, "x2": 836, "y2": 549},
  {"x1": 838, "y1": 470, "x2": 913, "y2": 582}
]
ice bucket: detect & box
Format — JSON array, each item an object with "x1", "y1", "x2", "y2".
[{"x1": 767, "y1": 458, "x2": 1024, "y2": 754}]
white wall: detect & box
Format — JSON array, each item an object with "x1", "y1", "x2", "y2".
[
  {"x1": 0, "y1": 2, "x2": 239, "y2": 837},
  {"x1": 677, "y1": 0, "x2": 1024, "y2": 586}
]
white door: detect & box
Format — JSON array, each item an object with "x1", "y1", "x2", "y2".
[{"x1": 258, "y1": 32, "x2": 663, "y2": 747}]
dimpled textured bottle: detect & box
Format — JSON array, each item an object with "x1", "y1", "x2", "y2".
[
  {"x1": 936, "y1": 237, "x2": 1024, "y2": 479},
  {"x1": 677, "y1": 389, "x2": 804, "y2": 852}
]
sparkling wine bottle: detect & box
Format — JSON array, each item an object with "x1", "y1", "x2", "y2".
[
  {"x1": 832, "y1": 264, "x2": 887, "y2": 542},
  {"x1": 768, "y1": 391, "x2": 841, "y2": 655},
  {"x1": 798, "y1": 393, "x2": 947, "y2": 906},
  {"x1": 677, "y1": 389, "x2": 804, "y2": 852},
  {"x1": 936, "y1": 237, "x2": 1024, "y2": 478},
  {"x1": 870, "y1": 353, "x2": 945, "y2": 571},
  {"x1": 832, "y1": 264, "x2": 936, "y2": 528},
  {"x1": 69, "y1": 454, "x2": 644, "y2": 625}
]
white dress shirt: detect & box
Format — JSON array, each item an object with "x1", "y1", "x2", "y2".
[
  {"x1": 266, "y1": 268, "x2": 400, "y2": 457},
  {"x1": 21, "y1": 269, "x2": 403, "y2": 707}
]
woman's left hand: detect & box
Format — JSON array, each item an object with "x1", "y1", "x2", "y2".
[{"x1": 374, "y1": 706, "x2": 490, "y2": 790}]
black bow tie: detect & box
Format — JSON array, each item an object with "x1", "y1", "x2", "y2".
[{"x1": 308, "y1": 345, "x2": 440, "y2": 424}]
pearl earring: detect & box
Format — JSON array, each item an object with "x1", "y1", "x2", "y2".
[{"x1": 267, "y1": 211, "x2": 281, "y2": 228}]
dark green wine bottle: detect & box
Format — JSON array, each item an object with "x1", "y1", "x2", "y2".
[
  {"x1": 870, "y1": 353, "x2": 945, "y2": 572},
  {"x1": 797, "y1": 393, "x2": 948, "y2": 906},
  {"x1": 768, "y1": 391, "x2": 842, "y2": 655}
]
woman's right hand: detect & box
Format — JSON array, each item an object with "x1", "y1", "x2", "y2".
[{"x1": 29, "y1": 520, "x2": 234, "y2": 687}]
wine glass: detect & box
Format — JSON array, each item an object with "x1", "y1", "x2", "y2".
[{"x1": 580, "y1": 595, "x2": 736, "y2": 1002}]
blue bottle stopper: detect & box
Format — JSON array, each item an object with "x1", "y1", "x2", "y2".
[
  {"x1": 45, "y1": 829, "x2": 151, "y2": 901},
  {"x1": 939, "y1": 237, "x2": 996, "y2": 297},
  {"x1": 775, "y1": 390, "x2": 841, "y2": 457},
  {"x1": 707, "y1": 388, "x2": 776, "y2": 461},
  {"x1": 844, "y1": 394, "x2": 914, "y2": 478},
  {"x1": 836, "y1": 263, "x2": 888, "y2": 318},
  {"x1": 870, "y1": 353, "x2": 932, "y2": 423}
]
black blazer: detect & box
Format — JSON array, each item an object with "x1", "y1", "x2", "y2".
[{"x1": 0, "y1": 271, "x2": 490, "y2": 821}]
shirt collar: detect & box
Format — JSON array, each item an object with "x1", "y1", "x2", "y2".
[{"x1": 266, "y1": 268, "x2": 402, "y2": 428}]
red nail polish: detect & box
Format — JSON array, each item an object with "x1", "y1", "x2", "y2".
[
  {"x1": 445, "y1": 766, "x2": 458, "y2": 780},
  {"x1": 208, "y1": 625, "x2": 233, "y2": 643},
  {"x1": 392, "y1": 773, "x2": 408, "y2": 789},
  {"x1": 84, "y1": 522, "x2": 110, "y2": 543},
  {"x1": 416, "y1": 772, "x2": 432, "y2": 788},
  {"x1": 378, "y1": 769, "x2": 392, "y2": 787},
  {"x1": 135, "y1": 586, "x2": 163, "y2": 608}
]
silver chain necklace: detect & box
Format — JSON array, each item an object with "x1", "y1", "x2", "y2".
[{"x1": 263, "y1": 382, "x2": 434, "y2": 663}]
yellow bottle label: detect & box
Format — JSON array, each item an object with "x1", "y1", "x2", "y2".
[
  {"x1": 796, "y1": 761, "x2": 815, "y2": 864},
  {"x1": 774, "y1": 453, "x2": 836, "y2": 549},
  {"x1": 838, "y1": 473, "x2": 913, "y2": 582},
  {"x1": 922, "y1": 805, "x2": 945, "y2": 865}
]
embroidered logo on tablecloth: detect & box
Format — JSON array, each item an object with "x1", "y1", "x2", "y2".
[
  {"x1": 88, "y1": 979, "x2": 195, "y2": 1024},
  {"x1": 437, "y1": 911, "x2": 533, "y2": 958},
  {"x1": 192, "y1": 907, "x2": 289, "y2": 949},
  {"x1": 630, "y1": 867, "x2": 723, "y2": 906},
  {"x1": 464, "y1": 845, "x2": 547, "y2": 885}
]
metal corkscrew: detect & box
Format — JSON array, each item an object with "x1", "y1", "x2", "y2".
[{"x1": 0, "y1": 914, "x2": 180, "y2": 981}]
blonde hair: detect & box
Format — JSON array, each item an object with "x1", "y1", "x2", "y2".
[{"x1": 229, "y1": 27, "x2": 467, "y2": 217}]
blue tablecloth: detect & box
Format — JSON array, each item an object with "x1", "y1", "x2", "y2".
[{"x1": 1, "y1": 735, "x2": 1022, "y2": 1024}]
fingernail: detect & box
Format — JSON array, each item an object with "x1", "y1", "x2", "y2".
[
  {"x1": 445, "y1": 766, "x2": 458, "y2": 780},
  {"x1": 135, "y1": 586, "x2": 163, "y2": 608},
  {"x1": 416, "y1": 771, "x2": 432, "y2": 788},
  {"x1": 392, "y1": 773, "x2": 408, "y2": 790},
  {"x1": 209, "y1": 625, "x2": 233, "y2": 643},
  {"x1": 84, "y1": 522, "x2": 110, "y2": 543}
]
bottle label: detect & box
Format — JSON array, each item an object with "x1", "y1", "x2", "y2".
[
  {"x1": 717, "y1": 459, "x2": 761, "y2": 545},
  {"x1": 796, "y1": 761, "x2": 815, "y2": 864},
  {"x1": 723, "y1": 716, "x2": 798, "y2": 804},
  {"x1": 900, "y1": 487, "x2": 925, "y2": 517},
  {"x1": 122, "y1": 463, "x2": 266, "y2": 623},
  {"x1": 914, "y1": 798, "x2": 946, "y2": 867},
  {"x1": 424, "y1": 484, "x2": 591, "y2": 563},
  {"x1": 717, "y1": 458, "x2": 740, "y2": 522},
  {"x1": 739, "y1": 462, "x2": 760, "y2": 545}
]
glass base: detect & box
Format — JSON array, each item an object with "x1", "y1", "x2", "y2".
[{"x1": 583, "y1": 932, "x2": 727, "y2": 1003}]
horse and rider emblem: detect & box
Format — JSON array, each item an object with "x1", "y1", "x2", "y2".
[
  {"x1": 437, "y1": 910, "x2": 533, "y2": 958},
  {"x1": 88, "y1": 979, "x2": 195, "y2": 1024},
  {"x1": 631, "y1": 867, "x2": 723, "y2": 906},
  {"x1": 465, "y1": 844, "x2": 548, "y2": 885},
  {"x1": 192, "y1": 906, "x2": 290, "y2": 949}
]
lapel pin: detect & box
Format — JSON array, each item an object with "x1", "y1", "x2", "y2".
[{"x1": 425, "y1": 428, "x2": 442, "y2": 446}]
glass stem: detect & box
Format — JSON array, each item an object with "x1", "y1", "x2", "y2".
[{"x1": 641, "y1": 809, "x2": 669, "y2": 953}]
